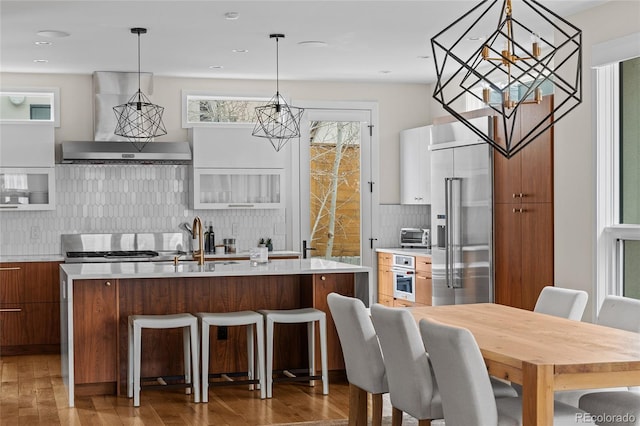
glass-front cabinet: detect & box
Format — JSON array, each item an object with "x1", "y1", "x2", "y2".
[
  {"x1": 193, "y1": 168, "x2": 284, "y2": 209},
  {"x1": 0, "y1": 168, "x2": 55, "y2": 211}
]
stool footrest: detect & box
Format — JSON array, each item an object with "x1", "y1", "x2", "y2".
[
  {"x1": 273, "y1": 375, "x2": 323, "y2": 383},
  {"x1": 208, "y1": 379, "x2": 261, "y2": 387}
]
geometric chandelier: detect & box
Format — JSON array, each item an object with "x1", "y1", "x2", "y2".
[
  {"x1": 252, "y1": 34, "x2": 304, "y2": 152},
  {"x1": 431, "y1": 0, "x2": 582, "y2": 158},
  {"x1": 113, "y1": 27, "x2": 167, "y2": 152}
]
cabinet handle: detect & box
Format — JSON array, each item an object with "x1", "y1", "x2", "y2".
[
  {"x1": 0, "y1": 267, "x2": 21, "y2": 271},
  {"x1": 227, "y1": 204, "x2": 255, "y2": 208},
  {"x1": 320, "y1": 276, "x2": 326, "y2": 281},
  {"x1": 512, "y1": 193, "x2": 524, "y2": 198},
  {"x1": 512, "y1": 208, "x2": 524, "y2": 213},
  {"x1": 417, "y1": 276, "x2": 428, "y2": 280},
  {"x1": 0, "y1": 205, "x2": 19, "y2": 209},
  {"x1": 105, "y1": 281, "x2": 112, "y2": 287},
  {"x1": 0, "y1": 308, "x2": 22, "y2": 312}
]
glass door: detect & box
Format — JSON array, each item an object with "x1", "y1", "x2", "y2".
[{"x1": 295, "y1": 106, "x2": 376, "y2": 267}]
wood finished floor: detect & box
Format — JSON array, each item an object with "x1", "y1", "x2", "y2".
[{"x1": 0, "y1": 354, "x2": 351, "y2": 425}]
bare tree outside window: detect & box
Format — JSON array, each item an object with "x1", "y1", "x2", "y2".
[
  {"x1": 186, "y1": 97, "x2": 265, "y2": 123},
  {"x1": 309, "y1": 120, "x2": 361, "y2": 264}
]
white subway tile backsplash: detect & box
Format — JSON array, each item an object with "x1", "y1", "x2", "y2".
[{"x1": 0, "y1": 164, "x2": 431, "y2": 257}]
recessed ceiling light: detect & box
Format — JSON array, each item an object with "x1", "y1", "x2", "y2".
[
  {"x1": 224, "y1": 12, "x2": 239, "y2": 20},
  {"x1": 208, "y1": 65, "x2": 224, "y2": 69},
  {"x1": 35, "y1": 41, "x2": 53, "y2": 46},
  {"x1": 418, "y1": 55, "x2": 431, "y2": 59},
  {"x1": 36, "y1": 30, "x2": 70, "y2": 38},
  {"x1": 232, "y1": 49, "x2": 248, "y2": 53},
  {"x1": 297, "y1": 41, "x2": 328, "y2": 48},
  {"x1": 379, "y1": 70, "x2": 392, "y2": 74},
  {"x1": 467, "y1": 35, "x2": 485, "y2": 41},
  {"x1": 33, "y1": 59, "x2": 49, "y2": 63}
]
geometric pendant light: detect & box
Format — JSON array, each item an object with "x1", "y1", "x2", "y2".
[
  {"x1": 252, "y1": 34, "x2": 304, "y2": 152},
  {"x1": 431, "y1": 0, "x2": 582, "y2": 158},
  {"x1": 113, "y1": 27, "x2": 167, "y2": 152}
]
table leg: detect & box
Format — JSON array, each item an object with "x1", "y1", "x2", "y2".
[{"x1": 522, "y1": 362, "x2": 554, "y2": 426}]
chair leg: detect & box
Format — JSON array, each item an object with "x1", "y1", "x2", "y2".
[
  {"x1": 247, "y1": 324, "x2": 255, "y2": 391},
  {"x1": 308, "y1": 321, "x2": 315, "y2": 387},
  {"x1": 265, "y1": 318, "x2": 274, "y2": 398},
  {"x1": 133, "y1": 323, "x2": 142, "y2": 407},
  {"x1": 127, "y1": 319, "x2": 133, "y2": 399},
  {"x1": 255, "y1": 320, "x2": 266, "y2": 399},
  {"x1": 371, "y1": 393, "x2": 383, "y2": 426},
  {"x1": 391, "y1": 407, "x2": 403, "y2": 426},
  {"x1": 201, "y1": 321, "x2": 210, "y2": 403},
  {"x1": 417, "y1": 420, "x2": 431, "y2": 426},
  {"x1": 183, "y1": 326, "x2": 192, "y2": 395},
  {"x1": 189, "y1": 322, "x2": 200, "y2": 403},
  {"x1": 318, "y1": 316, "x2": 328, "y2": 395},
  {"x1": 348, "y1": 383, "x2": 367, "y2": 426}
]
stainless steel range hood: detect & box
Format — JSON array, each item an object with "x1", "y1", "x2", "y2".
[
  {"x1": 60, "y1": 71, "x2": 192, "y2": 164},
  {"x1": 61, "y1": 141, "x2": 192, "y2": 164}
]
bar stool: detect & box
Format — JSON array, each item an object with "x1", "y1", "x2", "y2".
[
  {"x1": 127, "y1": 313, "x2": 200, "y2": 407},
  {"x1": 195, "y1": 311, "x2": 266, "y2": 402},
  {"x1": 258, "y1": 308, "x2": 328, "y2": 398}
]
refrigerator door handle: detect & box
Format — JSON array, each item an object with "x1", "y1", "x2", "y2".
[
  {"x1": 450, "y1": 177, "x2": 462, "y2": 289},
  {"x1": 444, "y1": 177, "x2": 452, "y2": 288}
]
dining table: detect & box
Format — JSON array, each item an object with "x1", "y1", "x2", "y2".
[{"x1": 411, "y1": 303, "x2": 640, "y2": 426}]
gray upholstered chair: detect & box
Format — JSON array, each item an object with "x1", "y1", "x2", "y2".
[
  {"x1": 326, "y1": 293, "x2": 388, "y2": 426},
  {"x1": 419, "y1": 318, "x2": 595, "y2": 426},
  {"x1": 576, "y1": 296, "x2": 640, "y2": 424},
  {"x1": 579, "y1": 391, "x2": 640, "y2": 426},
  {"x1": 534, "y1": 286, "x2": 588, "y2": 320},
  {"x1": 370, "y1": 303, "x2": 443, "y2": 426}
]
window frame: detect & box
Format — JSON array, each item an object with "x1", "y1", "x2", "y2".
[
  {"x1": 0, "y1": 87, "x2": 60, "y2": 127},
  {"x1": 595, "y1": 32, "x2": 640, "y2": 313},
  {"x1": 180, "y1": 90, "x2": 273, "y2": 128}
]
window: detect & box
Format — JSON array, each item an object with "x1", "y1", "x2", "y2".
[
  {"x1": 595, "y1": 33, "x2": 640, "y2": 310},
  {"x1": 0, "y1": 88, "x2": 60, "y2": 126},
  {"x1": 181, "y1": 91, "x2": 270, "y2": 127}
]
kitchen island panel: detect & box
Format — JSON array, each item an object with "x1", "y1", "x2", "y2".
[
  {"x1": 73, "y1": 279, "x2": 118, "y2": 390},
  {"x1": 117, "y1": 277, "x2": 211, "y2": 390}
]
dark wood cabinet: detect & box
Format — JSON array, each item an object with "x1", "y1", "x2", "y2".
[
  {"x1": 0, "y1": 261, "x2": 61, "y2": 355},
  {"x1": 73, "y1": 279, "x2": 118, "y2": 385},
  {"x1": 493, "y1": 96, "x2": 554, "y2": 310}
]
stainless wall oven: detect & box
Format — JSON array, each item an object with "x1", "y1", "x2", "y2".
[{"x1": 392, "y1": 254, "x2": 416, "y2": 302}]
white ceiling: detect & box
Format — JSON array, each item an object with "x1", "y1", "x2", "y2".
[{"x1": 1, "y1": 0, "x2": 606, "y2": 84}]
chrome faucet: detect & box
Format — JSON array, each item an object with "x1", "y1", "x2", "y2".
[{"x1": 192, "y1": 216, "x2": 205, "y2": 265}]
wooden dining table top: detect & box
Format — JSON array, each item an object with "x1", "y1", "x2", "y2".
[{"x1": 410, "y1": 303, "x2": 640, "y2": 426}]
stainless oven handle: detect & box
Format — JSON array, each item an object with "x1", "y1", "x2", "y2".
[{"x1": 391, "y1": 267, "x2": 415, "y2": 274}]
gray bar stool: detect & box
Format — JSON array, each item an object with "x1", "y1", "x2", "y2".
[
  {"x1": 195, "y1": 311, "x2": 266, "y2": 402},
  {"x1": 258, "y1": 307, "x2": 328, "y2": 398},
  {"x1": 127, "y1": 313, "x2": 200, "y2": 407}
]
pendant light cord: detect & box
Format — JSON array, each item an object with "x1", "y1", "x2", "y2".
[
  {"x1": 275, "y1": 35, "x2": 280, "y2": 97},
  {"x1": 137, "y1": 31, "x2": 141, "y2": 100}
]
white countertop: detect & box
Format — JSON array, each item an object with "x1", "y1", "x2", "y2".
[
  {"x1": 60, "y1": 257, "x2": 371, "y2": 280},
  {"x1": 376, "y1": 247, "x2": 431, "y2": 257},
  {"x1": 0, "y1": 254, "x2": 65, "y2": 263}
]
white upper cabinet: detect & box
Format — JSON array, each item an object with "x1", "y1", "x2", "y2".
[
  {"x1": 400, "y1": 125, "x2": 431, "y2": 205},
  {"x1": 190, "y1": 126, "x2": 287, "y2": 209},
  {"x1": 0, "y1": 123, "x2": 54, "y2": 167},
  {"x1": 0, "y1": 123, "x2": 55, "y2": 211}
]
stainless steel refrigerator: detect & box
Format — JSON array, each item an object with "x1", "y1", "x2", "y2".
[{"x1": 430, "y1": 117, "x2": 493, "y2": 305}]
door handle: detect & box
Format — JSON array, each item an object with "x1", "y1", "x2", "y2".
[{"x1": 302, "y1": 240, "x2": 317, "y2": 259}]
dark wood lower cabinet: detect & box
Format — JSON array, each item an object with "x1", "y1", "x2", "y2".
[
  {"x1": 0, "y1": 261, "x2": 61, "y2": 356},
  {"x1": 71, "y1": 273, "x2": 355, "y2": 396}
]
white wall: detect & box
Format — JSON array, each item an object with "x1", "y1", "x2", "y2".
[
  {"x1": 0, "y1": 73, "x2": 432, "y2": 204},
  {"x1": 554, "y1": 1, "x2": 640, "y2": 321}
]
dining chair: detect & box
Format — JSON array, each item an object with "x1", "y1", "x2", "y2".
[
  {"x1": 533, "y1": 286, "x2": 589, "y2": 320},
  {"x1": 513, "y1": 286, "x2": 588, "y2": 397},
  {"x1": 370, "y1": 303, "x2": 443, "y2": 426},
  {"x1": 576, "y1": 295, "x2": 640, "y2": 424},
  {"x1": 419, "y1": 318, "x2": 595, "y2": 426},
  {"x1": 555, "y1": 295, "x2": 640, "y2": 407},
  {"x1": 326, "y1": 293, "x2": 388, "y2": 426}
]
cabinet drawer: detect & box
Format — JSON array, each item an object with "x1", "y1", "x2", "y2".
[
  {"x1": 0, "y1": 264, "x2": 24, "y2": 304},
  {"x1": 415, "y1": 274, "x2": 432, "y2": 306},
  {"x1": 0, "y1": 305, "x2": 25, "y2": 346},
  {"x1": 415, "y1": 256, "x2": 432, "y2": 274},
  {"x1": 377, "y1": 252, "x2": 392, "y2": 266},
  {"x1": 378, "y1": 293, "x2": 394, "y2": 307}
]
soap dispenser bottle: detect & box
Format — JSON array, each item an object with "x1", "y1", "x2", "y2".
[{"x1": 208, "y1": 224, "x2": 215, "y2": 253}]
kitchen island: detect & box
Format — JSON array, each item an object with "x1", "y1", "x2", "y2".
[{"x1": 59, "y1": 258, "x2": 371, "y2": 407}]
